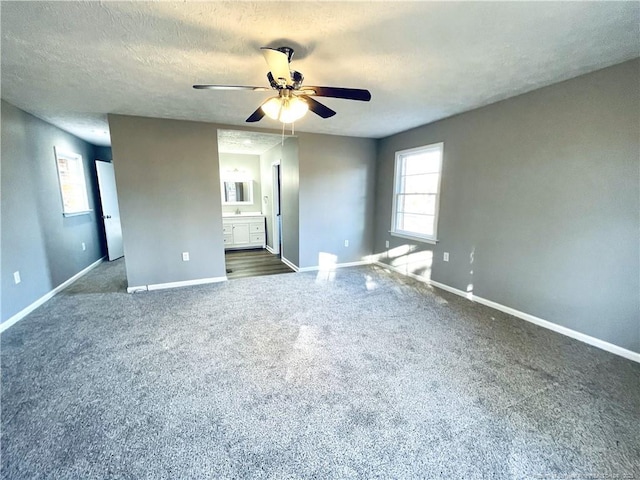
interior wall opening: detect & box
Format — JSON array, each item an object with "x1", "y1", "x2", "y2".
[{"x1": 217, "y1": 129, "x2": 294, "y2": 279}]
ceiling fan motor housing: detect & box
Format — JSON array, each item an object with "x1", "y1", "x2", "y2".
[
  {"x1": 267, "y1": 70, "x2": 304, "y2": 90},
  {"x1": 291, "y1": 71, "x2": 304, "y2": 89}
]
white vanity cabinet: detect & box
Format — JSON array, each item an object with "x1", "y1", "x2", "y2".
[{"x1": 223, "y1": 215, "x2": 266, "y2": 249}]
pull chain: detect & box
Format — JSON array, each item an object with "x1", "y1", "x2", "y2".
[{"x1": 281, "y1": 122, "x2": 296, "y2": 145}]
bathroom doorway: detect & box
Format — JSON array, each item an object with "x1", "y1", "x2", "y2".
[{"x1": 217, "y1": 129, "x2": 293, "y2": 279}]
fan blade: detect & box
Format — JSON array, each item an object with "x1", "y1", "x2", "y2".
[
  {"x1": 299, "y1": 95, "x2": 336, "y2": 119},
  {"x1": 193, "y1": 85, "x2": 270, "y2": 91},
  {"x1": 300, "y1": 86, "x2": 371, "y2": 102},
  {"x1": 260, "y1": 47, "x2": 291, "y2": 85},
  {"x1": 246, "y1": 104, "x2": 267, "y2": 123}
]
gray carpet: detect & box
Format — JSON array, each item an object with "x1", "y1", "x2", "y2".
[{"x1": 1, "y1": 259, "x2": 638, "y2": 479}]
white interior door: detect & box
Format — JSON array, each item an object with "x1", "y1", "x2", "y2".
[{"x1": 95, "y1": 160, "x2": 124, "y2": 261}]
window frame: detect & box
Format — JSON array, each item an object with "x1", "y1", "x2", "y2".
[{"x1": 390, "y1": 142, "x2": 444, "y2": 244}]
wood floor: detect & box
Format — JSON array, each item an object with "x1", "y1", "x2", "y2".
[{"x1": 225, "y1": 248, "x2": 295, "y2": 280}]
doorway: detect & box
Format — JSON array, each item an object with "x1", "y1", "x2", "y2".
[
  {"x1": 217, "y1": 129, "x2": 292, "y2": 279},
  {"x1": 95, "y1": 160, "x2": 124, "y2": 261}
]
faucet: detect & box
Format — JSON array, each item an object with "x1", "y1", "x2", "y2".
[{"x1": 235, "y1": 208, "x2": 241, "y2": 215}]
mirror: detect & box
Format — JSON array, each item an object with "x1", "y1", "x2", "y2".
[{"x1": 222, "y1": 180, "x2": 253, "y2": 205}]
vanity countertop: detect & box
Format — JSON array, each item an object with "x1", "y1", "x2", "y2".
[{"x1": 222, "y1": 212, "x2": 263, "y2": 218}]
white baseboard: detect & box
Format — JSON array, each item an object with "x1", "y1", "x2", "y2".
[
  {"x1": 0, "y1": 257, "x2": 105, "y2": 334},
  {"x1": 374, "y1": 261, "x2": 640, "y2": 364},
  {"x1": 281, "y1": 255, "x2": 371, "y2": 273},
  {"x1": 126, "y1": 285, "x2": 149, "y2": 294},
  {"x1": 280, "y1": 256, "x2": 299, "y2": 272},
  {"x1": 298, "y1": 259, "x2": 371, "y2": 273},
  {"x1": 127, "y1": 276, "x2": 227, "y2": 293},
  {"x1": 265, "y1": 245, "x2": 276, "y2": 255}
]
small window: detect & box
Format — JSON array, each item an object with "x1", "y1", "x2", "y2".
[{"x1": 391, "y1": 142, "x2": 444, "y2": 243}]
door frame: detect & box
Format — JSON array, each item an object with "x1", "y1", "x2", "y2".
[{"x1": 271, "y1": 160, "x2": 281, "y2": 255}]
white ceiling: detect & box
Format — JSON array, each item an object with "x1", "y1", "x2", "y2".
[
  {"x1": 217, "y1": 129, "x2": 285, "y2": 156},
  {"x1": 1, "y1": 1, "x2": 638, "y2": 147}
]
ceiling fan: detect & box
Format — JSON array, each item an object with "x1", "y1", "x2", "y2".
[{"x1": 193, "y1": 46, "x2": 371, "y2": 124}]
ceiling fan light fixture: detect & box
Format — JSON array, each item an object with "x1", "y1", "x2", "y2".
[
  {"x1": 261, "y1": 95, "x2": 308, "y2": 123},
  {"x1": 261, "y1": 96, "x2": 283, "y2": 120},
  {"x1": 281, "y1": 96, "x2": 308, "y2": 123}
]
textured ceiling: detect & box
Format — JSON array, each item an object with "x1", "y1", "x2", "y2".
[
  {"x1": 217, "y1": 129, "x2": 285, "y2": 156},
  {"x1": 1, "y1": 1, "x2": 638, "y2": 147}
]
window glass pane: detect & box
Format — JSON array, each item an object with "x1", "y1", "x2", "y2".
[
  {"x1": 401, "y1": 173, "x2": 440, "y2": 194},
  {"x1": 393, "y1": 143, "x2": 442, "y2": 239},
  {"x1": 403, "y1": 150, "x2": 441, "y2": 175},
  {"x1": 397, "y1": 194, "x2": 436, "y2": 215},
  {"x1": 397, "y1": 213, "x2": 434, "y2": 236}
]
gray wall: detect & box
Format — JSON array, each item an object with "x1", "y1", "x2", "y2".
[
  {"x1": 219, "y1": 153, "x2": 262, "y2": 214},
  {"x1": 280, "y1": 137, "x2": 300, "y2": 267},
  {"x1": 108, "y1": 114, "x2": 226, "y2": 288},
  {"x1": 374, "y1": 59, "x2": 640, "y2": 353},
  {"x1": 107, "y1": 117, "x2": 375, "y2": 273},
  {"x1": 298, "y1": 133, "x2": 377, "y2": 269},
  {"x1": 1, "y1": 100, "x2": 105, "y2": 323}
]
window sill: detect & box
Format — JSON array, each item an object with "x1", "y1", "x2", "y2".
[{"x1": 389, "y1": 231, "x2": 438, "y2": 245}]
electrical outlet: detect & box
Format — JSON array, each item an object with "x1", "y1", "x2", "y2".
[
  {"x1": 344, "y1": 240, "x2": 349, "y2": 247},
  {"x1": 443, "y1": 252, "x2": 449, "y2": 262},
  {"x1": 82, "y1": 242, "x2": 86, "y2": 251},
  {"x1": 13, "y1": 271, "x2": 21, "y2": 284},
  {"x1": 385, "y1": 240, "x2": 390, "y2": 248},
  {"x1": 182, "y1": 252, "x2": 190, "y2": 262}
]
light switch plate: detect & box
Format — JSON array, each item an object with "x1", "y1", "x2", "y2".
[
  {"x1": 14, "y1": 271, "x2": 21, "y2": 284},
  {"x1": 182, "y1": 252, "x2": 190, "y2": 261}
]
